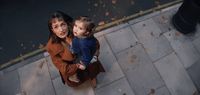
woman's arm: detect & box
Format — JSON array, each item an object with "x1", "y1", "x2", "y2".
[{"x1": 47, "y1": 48, "x2": 79, "y2": 76}]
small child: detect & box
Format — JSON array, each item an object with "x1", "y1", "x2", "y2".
[{"x1": 68, "y1": 16, "x2": 98, "y2": 83}]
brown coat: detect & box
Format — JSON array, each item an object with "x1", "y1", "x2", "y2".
[{"x1": 46, "y1": 37, "x2": 105, "y2": 87}]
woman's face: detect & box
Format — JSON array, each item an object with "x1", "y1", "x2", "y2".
[{"x1": 51, "y1": 18, "x2": 68, "y2": 39}]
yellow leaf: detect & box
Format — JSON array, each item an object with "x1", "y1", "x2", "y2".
[{"x1": 98, "y1": 21, "x2": 105, "y2": 25}]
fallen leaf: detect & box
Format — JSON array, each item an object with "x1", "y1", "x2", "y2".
[
  {"x1": 150, "y1": 32, "x2": 154, "y2": 36},
  {"x1": 102, "y1": 4, "x2": 106, "y2": 8},
  {"x1": 111, "y1": 18, "x2": 116, "y2": 21},
  {"x1": 118, "y1": 88, "x2": 122, "y2": 92},
  {"x1": 193, "y1": 90, "x2": 198, "y2": 95},
  {"x1": 99, "y1": 0, "x2": 103, "y2": 4},
  {"x1": 94, "y1": 3, "x2": 98, "y2": 7},
  {"x1": 159, "y1": 16, "x2": 168, "y2": 24},
  {"x1": 112, "y1": 0, "x2": 117, "y2": 4},
  {"x1": 23, "y1": 47, "x2": 26, "y2": 50},
  {"x1": 168, "y1": 27, "x2": 172, "y2": 31},
  {"x1": 20, "y1": 43, "x2": 24, "y2": 47},
  {"x1": 32, "y1": 44, "x2": 35, "y2": 48},
  {"x1": 19, "y1": 54, "x2": 25, "y2": 61},
  {"x1": 148, "y1": 89, "x2": 155, "y2": 95},
  {"x1": 98, "y1": 21, "x2": 105, "y2": 25},
  {"x1": 175, "y1": 31, "x2": 181, "y2": 36},
  {"x1": 161, "y1": 16, "x2": 166, "y2": 20},
  {"x1": 38, "y1": 61, "x2": 44, "y2": 69},
  {"x1": 169, "y1": 33, "x2": 171, "y2": 36},
  {"x1": 139, "y1": 10, "x2": 144, "y2": 15},
  {"x1": 130, "y1": 0, "x2": 135, "y2": 5},
  {"x1": 39, "y1": 44, "x2": 44, "y2": 49},
  {"x1": 128, "y1": 54, "x2": 137, "y2": 63},
  {"x1": 105, "y1": 12, "x2": 109, "y2": 16},
  {"x1": 155, "y1": 1, "x2": 160, "y2": 5}
]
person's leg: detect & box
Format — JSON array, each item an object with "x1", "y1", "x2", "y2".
[{"x1": 90, "y1": 78, "x2": 97, "y2": 88}]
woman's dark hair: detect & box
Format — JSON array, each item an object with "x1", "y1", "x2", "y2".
[{"x1": 48, "y1": 11, "x2": 73, "y2": 43}]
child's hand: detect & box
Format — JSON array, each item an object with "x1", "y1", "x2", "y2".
[
  {"x1": 90, "y1": 56, "x2": 97, "y2": 63},
  {"x1": 77, "y1": 64, "x2": 86, "y2": 70}
]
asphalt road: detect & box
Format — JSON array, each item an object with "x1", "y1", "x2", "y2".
[{"x1": 0, "y1": 0, "x2": 175, "y2": 64}]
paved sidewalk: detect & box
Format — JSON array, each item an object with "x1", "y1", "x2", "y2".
[{"x1": 1, "y1": 3, "x2": 200, "y2": 95}]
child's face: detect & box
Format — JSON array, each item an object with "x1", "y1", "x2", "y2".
[
  {"x1": 73, "y1": 20, "x2": 89, "y2": 38},
  {"x1": 51, "y1": 18, "x2": 68, "y2": 39}
]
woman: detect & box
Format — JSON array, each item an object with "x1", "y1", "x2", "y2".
[{"x1": 46, "y1": 11, "x2": 105, "y2": 87}]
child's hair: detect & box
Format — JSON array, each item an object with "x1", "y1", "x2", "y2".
[
  {"x1": 48, "y1": 11, "x2": 73, "y2": 43},
  {"x1": 75, "y1": 16, "x2": 95, "y2": 33}
]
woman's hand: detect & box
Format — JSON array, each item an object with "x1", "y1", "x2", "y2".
[{"x1": 76, "y1": 64, "x2": 86, "y2": 70}]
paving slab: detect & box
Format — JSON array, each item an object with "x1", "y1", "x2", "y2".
[
  {"x1": 164, "y1": 30, "x2": 200, "y2": 69},
  {"x1": 192, "y1": 27, "x2": 200, "y2": 53},
  {"x1": 94, "y1": 23, "x2": 129, "y2": 38},
  {"x1": 153, "y1": 9, "x2": 176, "y2": 33},
  {"x1": 0, "y1": 70, "x2": 21, "y2": 95},
  {"x1": 188, "y1": 24, "x2": 200, "y2": 41},
  {"x1": 95, "y1": 77, "x2": 135, "y2": 95},
  {"x1": 96, "y1": 36, "x2": 124, "y2": 88},
  {"x1": 131, "y1": 18, "x2": 173, "y2": 62},
  {"x1": 105, "y1": 26, "x2": 138, "y2": 53},
  {"x1": 2, "y1": 53, "x2": 44, "y2": 73},
  {"x1": 187, "y1": 59, "x2": 200, "y2": 93},
  {"x1": 116, "y1": 44, "x2": 165, "y2": 95},
  {"x1": 18, "y1": 58, "x2": 55, "y2": 95},
  {"x1": 52, "y1": 77, "x2": 94, "y2": 95},
  {"x1": 154, "y1": 52, "x2": 197, "y2": 95},
  {"x1": 45, "y1": 55, "x2": 60, "y2": 80}
]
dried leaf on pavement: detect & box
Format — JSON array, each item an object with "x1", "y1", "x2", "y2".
[
  {"x1": 111, "y1": 17, "x2": 116, "y2": 21},
  {"x1": 105, "y1": 12, "x2": 110, "y2": 16},
  {"x1": 112, "y1": 0, "x2": 117, "y2": 4},
  {"x1": 131, "y1": 0, "x2": 135, "y2": 5},
  {"x1": 98, "y1": 21, "x2": 105, "y2": 25},
  {"x1": 155, "y1": 1, "x2": 160, "y2": 5},
  {"x1": 39, "y1": 44, "x2": 44, "y2": 49},
  {"x1": 94, "y1": 3, "x2": 98, "y2": 7}
]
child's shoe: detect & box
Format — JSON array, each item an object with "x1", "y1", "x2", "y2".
[{"x1": 68, "y1": 74, "x2": 80, "y2": 83}]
